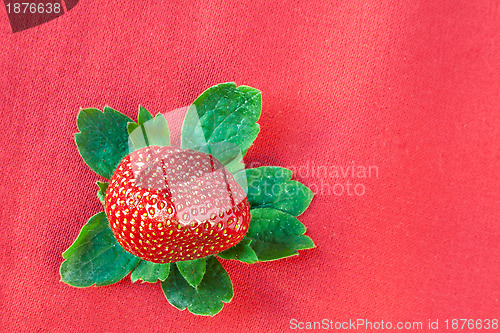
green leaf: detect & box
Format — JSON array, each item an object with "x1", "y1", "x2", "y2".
[
  {"x1": 161, "y1": 256, "x2": 233, "y2": 316},
  {"x1": 161, "y1": 264, "x2": 196, "y2": 310},
  {"x1": 96, "y1": 181, "x2": 108, "y2": 205},
  {"x1": 224, "y1": 156, "x2": 245, "y2": 175},
  {"x1": 196, "y1": 142, "x2": 245, "y2": 174},
  {"x1": 127, "y1": 122, "x2": 139, "y2": 135},
  {"x1": 131, "y1": 261, "x2": 171, "y2": 283},
  {"x1": 144, "y1": 114, "x2": 170, "y2": 146},
  {"x1": 245, "y1": 208, "x2": 315, "y2": 261},
  {"x1": 60, "y1": 212, "x2": 141, "y2": 287},
  {"x1": 75, "y1": 106, "x2": 133, "y2": 179},
  {"x1": 235, "y1": 167, "x2": 314, "y2": 216},
  {"x1": 217, "y1": 239, "x2": 259, "y2": 263},
  {"x1": 138, "y1": 105, "x2": 153, "y2": 124},
  {"x1": 181, "y1": 82, "x2": 261, "y2": 160},
  {"x1": 128, "y1": 106, "x2": 170, "y2": 151},
  {"x1": 128, "y1": 123, "x2": 148, "y2": 150},
  {"x1": 176, "y1": 258, "x2": 206, "y2": 287}
]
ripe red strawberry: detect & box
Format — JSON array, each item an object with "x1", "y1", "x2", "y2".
[{"x1": 104, "y1": 146, "x2": 250, "y2": 263}]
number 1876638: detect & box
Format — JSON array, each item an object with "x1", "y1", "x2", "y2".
[{"x1": 6, "y1": 2, "x2": 61, "y2": 14}]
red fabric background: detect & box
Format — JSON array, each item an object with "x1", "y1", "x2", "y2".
[{"x1": 1, "y1": 1, "x2": 499, "y2": 332}]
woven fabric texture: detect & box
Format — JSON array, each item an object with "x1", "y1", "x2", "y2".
[{"x1": 1, "y1": 1, "x2": 499, "y2": 332}]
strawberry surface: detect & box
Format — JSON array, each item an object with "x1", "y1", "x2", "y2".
[{"x1": 104, "y1": 146, "x2": 250, "y2": 263}]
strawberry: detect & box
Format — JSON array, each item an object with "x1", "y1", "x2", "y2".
[{"x1": 104, "y1": 146, "x2": 251, "y2": 263}]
